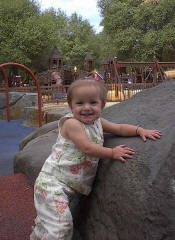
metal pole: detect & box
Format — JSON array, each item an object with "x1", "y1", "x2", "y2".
[{"x1": 0, "y1": 67, "x2": 10, "y2": 122}]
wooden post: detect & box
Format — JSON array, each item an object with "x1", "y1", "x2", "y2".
[
  {"x1": 153, "y1": 56, "x2": 158, "y2": 83},
  {"x1": 157, "y1": 62, "x2": 164, "y2": 82},
  {"x1": 113, "y1": 57, "x2": 121, "y2": 100},
  {"x1": 113, "y1": 57, "x2": 121, "y2": 84}
]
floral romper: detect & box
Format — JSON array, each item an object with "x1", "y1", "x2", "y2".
[{"x1": 30, "y1": 113, "x2": 104, "y2": 240}]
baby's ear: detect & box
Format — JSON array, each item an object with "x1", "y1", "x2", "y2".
[
  {"x1": 68, "y1": 103, "x2": 72, "y2": 110},
  {"x1": 101, "y1": 102, "x2": 106, "y2": 110}
]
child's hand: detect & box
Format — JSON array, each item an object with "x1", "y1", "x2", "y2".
[
  {"x1": 112, "y1": 145, "x2": 135, "y2": 163},
  {"x1": 137, "y1": 127, "x2": 162, "y2": 142}
]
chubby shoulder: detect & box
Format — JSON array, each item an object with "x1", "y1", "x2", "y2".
[
  {"x1": 61, "y1": 118, "x2": 84, "y2": 140},
  {"x1": 64, "y1": 117, "x2": 81, "y2": 127},
  {"x1": 62, "y1": 117, "x2": 83, "y2": 133}
]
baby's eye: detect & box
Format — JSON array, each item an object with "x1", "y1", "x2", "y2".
[
  {"x1": 90, "y1": 101, "x2": 98, "y2": 105},
  {"x1": 76, "y1": 102, "x2": 83, "y2": 105}
]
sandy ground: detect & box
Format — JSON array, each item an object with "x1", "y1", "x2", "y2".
[{"x1": 165, "y1": 69, "x2": 175, "y2": 79}]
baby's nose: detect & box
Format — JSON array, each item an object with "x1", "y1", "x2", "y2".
[{"x1": 83, "y1": 103, "x2": 91, "y2": 109}]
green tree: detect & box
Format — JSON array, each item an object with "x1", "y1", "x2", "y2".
[
  {"x1": 97, "y1": 0, "x2": 175, "y2": 61},
  {"x1": 0, "y1": 0, "x2": 101, "y2": 72},
  {"x1": 56, "y1": 13, "x2": 100, "y2": 68},
  {"x1": 0, "y1": 0, "x2": 58, "y2": 71}
]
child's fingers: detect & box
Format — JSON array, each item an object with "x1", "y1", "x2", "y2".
[
  {"x1": 141, "y1": 135, "x2": 147, "y2": 142},
  {"x1": 153, "y1": 130, "x2": 162, "y2": 134},
  {"x1": 153, "y1": 132, "x2": 162, "y2": 138},
  {"x1": 146, "y1": 132, "x2": 162, "y2": 140},
  {"x1": 151, "y1": 130, "x2": 162, "y2": 136},
  {"x1": 124, "y1": 153, "x2": 134, "y2": 159},
  {"x1": 118, "y1": 153, "x2": 134, "y2": 162},
  {"x1": 119, "y1": 144, "x2": 126, "y2": 148},
  {"x1": 124, "y1": 151, "x2": 135, "y2": 157},
  {"x1": 119, "y1": 157, "x2": 126, "y2": 163},
  {"x1": 149, "y1": 135, "x2": 160, "y2": 140},
  {"x1": 124, "y1": 147, "x2": 135, "y2": 153}
]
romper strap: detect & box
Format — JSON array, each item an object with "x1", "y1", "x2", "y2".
[{"x1": 58, "y1": 113, "x2": 73, "y2": 134}]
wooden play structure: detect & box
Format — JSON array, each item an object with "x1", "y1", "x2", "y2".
[
  {"x1": 101, "y1": 56, "x2": 175, "y2": 84},
  {"x1": 84, "y1": 53, "x2": 94, "y2": 72},
  {"x1": 101, "y1": 56, "x2": 175, "y2": 101},
  {"x1": 35, "y1": 49, "x2": 94, "y2": 87},
  {"x1": 0, "y1": 48, "x2": 95, "y2": 90},
  {"x1": 48, "y1": 47, "x2": 63, "y2": 71},
  {"x1": 1, "y1": 51, "x2": 175, "y2": 105}
]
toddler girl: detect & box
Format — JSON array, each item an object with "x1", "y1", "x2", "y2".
[{"x1": 30, "y1": 79, "x2": 161, "y2": 240}]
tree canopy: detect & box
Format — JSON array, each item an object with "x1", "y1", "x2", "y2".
[
  {"x1": 97, "y1": 0, "x2": 175, "y2": 61},
  {"x1": 0, "y1": 0, "x2": 59, "y2": 71},
  {"x1": 0, "y1": 0, "x2": 175, "y2": 73},
  {"x1": 55, "y1": 13, "x2": 100, "y2": 68},
  {"x1": 0, "y1": 0, "x2": 99, "y2": 71}
]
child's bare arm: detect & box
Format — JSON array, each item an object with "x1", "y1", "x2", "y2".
[
  {"x1": 101, "y1": 118, "x2": 162, "y2": 141},
  {"x1": 62, "y1": 118, "x2": 134, "y2": 161}
]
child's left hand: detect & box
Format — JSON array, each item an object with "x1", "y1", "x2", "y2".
[{"x1": 137, "y1": 127, "x2": 162, "y2": 142}]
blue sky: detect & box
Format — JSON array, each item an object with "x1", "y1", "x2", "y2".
[{"x1": 37, "y1": 0, "x2": 103, "y2": 33}]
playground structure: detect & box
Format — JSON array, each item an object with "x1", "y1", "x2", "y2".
[
  {"x1": 102, "y1": 56, "x2": 175, "y2": 84},
  {"x1": 1, "y1": 51, "x2": 175, "y2": 125},
  {"x1": 35, "y1": 48, "x2": 95, "y2": 87},
  {"x1": 101, "y1": 56, "x2": 175, "y2": 101}
]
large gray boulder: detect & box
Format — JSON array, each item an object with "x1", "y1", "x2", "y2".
[
  {"x1": 14, "y1": 80, "x2": 175, "y2": 240},
  {"x1": 0, "y1": 92, "x2": 38, "y2": 120}
]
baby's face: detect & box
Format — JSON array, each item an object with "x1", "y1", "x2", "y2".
[{"x1": 70, "y1": 85, "x2": 104, "y2": 124}]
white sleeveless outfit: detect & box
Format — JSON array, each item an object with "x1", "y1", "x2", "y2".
[{"x1": 30, "y1": 113, "x2": 104, "y2": 240}]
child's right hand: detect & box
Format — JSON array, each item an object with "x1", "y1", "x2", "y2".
[{"x1": 112, "y1": 145, "x2": 135, "y2": 163}]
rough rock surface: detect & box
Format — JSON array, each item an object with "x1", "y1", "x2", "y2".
[
  {"x1": 43, "y1": 106, "x2": 70, "y2": 125},
  {"x1": 14, "y1": 80, "x2": 175, "y2": 240},
  {"x1": 0, "y1": 92, "x2": 38, "y2": 120},
  {"x1": 0, "y1": 91, "x2": 70, "y2": 127}
]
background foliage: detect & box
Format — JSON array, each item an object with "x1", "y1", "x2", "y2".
[
  {"x1": 0, "y1": 0, "x2": 175, "y2": 73},
  {"x1": 97, "y1": 0, "x2": 175, "y2": 61},
  {"x1": 0, "y1": 0, "x2": 99, "y2": 71}
]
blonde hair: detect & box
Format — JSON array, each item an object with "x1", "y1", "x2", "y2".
[{"x1": 67, "y1": 78, "x2": 107, "y2": 107}]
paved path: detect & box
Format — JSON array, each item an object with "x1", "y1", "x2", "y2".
[{"x1": 0, "y1": 120, "x2": 35, "y2": 176}]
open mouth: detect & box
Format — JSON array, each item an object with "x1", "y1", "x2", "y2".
[{"x1": 81, "y1": 113, "x2": 93, "y2": 117}]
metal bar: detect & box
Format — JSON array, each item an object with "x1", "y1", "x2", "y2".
[{"x1": 0, "y1": 67, "x2": 10, "y2": 122}]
